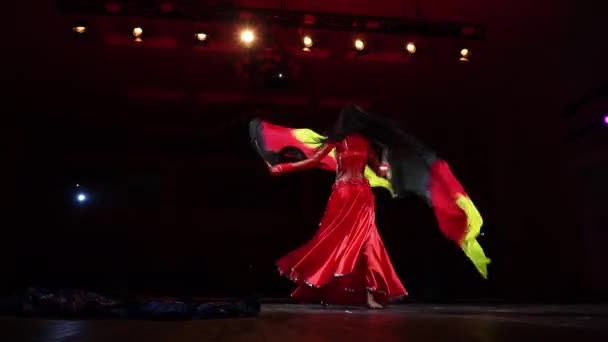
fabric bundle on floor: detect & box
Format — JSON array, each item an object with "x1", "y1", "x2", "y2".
[{"x1": 0, "y1": 288, "x2": 260, "y2": 319}]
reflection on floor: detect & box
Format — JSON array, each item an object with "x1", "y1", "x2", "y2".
[{"x1": 2, "y1": 304, "x2": 607, "y2": 342}]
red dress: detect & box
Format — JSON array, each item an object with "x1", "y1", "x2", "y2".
[{"x1": 273, "y1": 134, "x2": 408, "y2": 305}]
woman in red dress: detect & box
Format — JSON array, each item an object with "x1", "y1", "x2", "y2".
[{"x1": 268, "y1": 105, "x2": 407, "y2": 308}]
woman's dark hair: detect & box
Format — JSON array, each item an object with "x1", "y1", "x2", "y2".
[{"x1": 322, "y1": 104, "x2": 405, "y2": 148}]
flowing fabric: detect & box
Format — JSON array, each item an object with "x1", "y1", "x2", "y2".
[
  {"x1": 250, "y1": 118, "x2": 490, "y2": 279},
  {"x1": 249, "y1": 119, "x2": 392, "y2": 191}
]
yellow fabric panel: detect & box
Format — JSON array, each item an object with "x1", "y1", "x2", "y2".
[
  {"x1": 364, "y1": 167, "x2": 394, "y2": 194},
  {"x1": 292, "y1": 128, "x2": 325, "y2": 147},
  {"x1": 455, "y1": 194, "x2": 491, "y2": 279}
]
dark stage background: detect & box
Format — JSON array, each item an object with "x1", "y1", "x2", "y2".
[{"x1": 3, "y1": 0, "x2": 607, "y2": 302}]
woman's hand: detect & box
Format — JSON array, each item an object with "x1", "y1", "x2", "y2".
[
  {"x1": 379, "y1": 163, "x2": 390, "y2": 179},
  {"x1": 380, "y1": 149, "x2": 391, "y2": 179},
  {"x1": 269, "y1": 163, "x2": 296, "y2": 175},
  {"x1": 269, "y1": 165, "x2": 283, "y2": 176}
]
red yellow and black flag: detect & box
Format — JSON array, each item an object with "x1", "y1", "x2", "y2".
[{"x1": 250, "y1": 119, "x2": 490, "y2": 279}]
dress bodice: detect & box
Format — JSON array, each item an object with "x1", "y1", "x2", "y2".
[{"x1": 335, "y1": 134, "x2": 370, "y2": 181}]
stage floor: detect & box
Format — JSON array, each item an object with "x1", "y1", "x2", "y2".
[{"x1": 2, "y1": 304, "x2": 607, "y2": 341}]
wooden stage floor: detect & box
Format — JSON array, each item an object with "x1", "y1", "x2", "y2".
[{"x1": 2, "y1": 304, "x2": 608, "y2": 342}]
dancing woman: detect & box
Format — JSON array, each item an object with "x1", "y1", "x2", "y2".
[
  {"x1": 251, "y1": 105, "x2": 490, "y2": 307},
  {"x1": 267, "y1": 105, "x2": 408, "y2": 308}
]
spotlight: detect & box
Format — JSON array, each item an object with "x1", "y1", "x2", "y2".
[
  {"x1": 73, "y1": 26, "x2": 87, "y2": 34},
  {"x1": 460, "y1": 48, "x2": 471, "y2": 62},
  {"x1": 240, "y1": 30, "x2": 255, "y2": 45},
  {"x1": 354, "y1": 39, "x2": 365, "y2": 51},
  {"x1": 302, "y1": 36, "x2": 313, "y2": 50},
  {"x1": 195, "y1": 32, "x2": 207, "y2": 42},
  {"x1": 76, "y1": 192, "x2": 87, "y2": 203},
  {"x1": 194, "y1": 32, "x2": 208, "y2": 47},
  {"x1": 405, "y1": 42, "x2": 417, "y2": 54},
  {"x1": 133, "y1": 26, "x2": 143, "y2": 42},
  {"x1": 603, "y1": 114, "x2": 608, "y2": 125}
]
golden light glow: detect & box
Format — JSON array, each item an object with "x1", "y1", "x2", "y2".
[
  {"x1": 73, "y1": 26, "x2": 87, "y2": 34},
  {"x1": 132, "y1": 27, "x2": 143, "y2": 43},
  {"x1": 460, "y1": 48, "x2": 471, "y2": 62},
  {"x1": 354, "y1": 39, "x2": 365, "y2": 51},
  {"x1": 195, "y1": 33, "x2": 207, "y2": 41},
  {"x1": 405, "y1": 42, "x2": 416, "y2": 54},
  {"x1": 240, "y1": 30, "x2": 255, "y2": 45},
  {"x1": 133, "y1": 27, "x2": 143, "y2": 37},
  {"x1": 303, "y1": 36, "x2": 313, "y2": 48}
]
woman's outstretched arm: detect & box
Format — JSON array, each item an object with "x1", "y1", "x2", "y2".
[{"x1": 270, "y1": 143, "x2": 335, "y2": 175}]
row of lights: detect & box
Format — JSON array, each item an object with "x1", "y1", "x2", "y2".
[{"x1": 72, "y1": 25, "x2": 473, "y2": 62}]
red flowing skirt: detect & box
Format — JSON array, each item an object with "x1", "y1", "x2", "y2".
[{"x1": 277, "y1": 179, "x2": 407, "y2": 305}]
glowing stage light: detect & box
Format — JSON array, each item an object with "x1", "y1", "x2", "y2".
[
  {"x1": 405, "y1": 42, "x2": 417, "y2": 54},
  {"x1": 303, "y1": 36, "x2": 313, "y2": 49},
  {"x1": 195, "y1": 33, "x2": 207, "y2": 42},
  {"x1": 240, "y1": 30, "x2": 255, "y2": 45},
  {"x1": 354, "y1": 39, "x2": 365, "y2": 51},
  {"x1": 603, "y1": 115, "x2": 608, "y2": 125},
  {"x1": 73, "y1": 26, "x2": 87, "y2": 34},
  {"x1": 76, "y1": 193, "x2": 87, "y2": 203},
  {"x1": 460, "y1": 48, "x2": 471, "y2": 62},
  {"x1": 133, "y1": 27, "x2": 143, "y2": 42}
]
